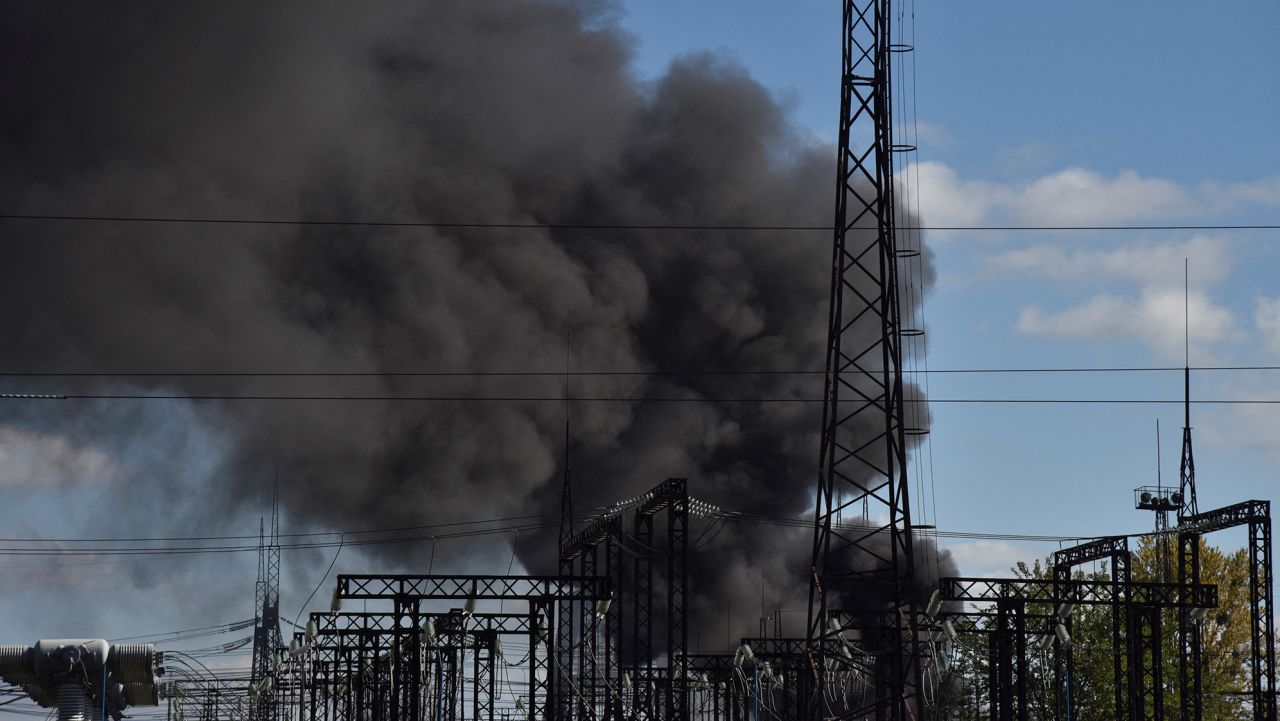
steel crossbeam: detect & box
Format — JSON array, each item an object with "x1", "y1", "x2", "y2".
[
  {"x1": 313, "y1": 610, "x2": 537, "y2": 637},
  {"x1": 941, "y1": 577, "x2": 1217, "y2": 608},
  {"x1": 336, "y1": 574, "x2": 609, "y2": 601}
]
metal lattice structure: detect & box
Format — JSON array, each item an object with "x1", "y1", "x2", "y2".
[
  {"x1": 1178, "y1": 500, "x2": 1276, "y2": 721},
  {"x1": 1052, "y1": 536, "x2": 1130, "y2": 721},
  {"x1": 249, "y1": 493, "x2": 283, "y2": 721},
  {"x1": 806, "y1": 0, "x2": 922, "y2": 718},
  {"x1": 940, "y1": 576, "x2": 1216, "y2": 608},
  {"x1": 556, "y1": 477, "x2": 688, "y2": 721}
]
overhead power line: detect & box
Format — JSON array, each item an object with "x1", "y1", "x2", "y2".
[
  {"x1": 2, "y1": 213, "x2": 1278, "y2": 232},
  {"x1": 4, "y1": 392, "x2": 1280, "y2": 405},
  {"x1": 3, "y1": 364, "x2": 1280, "y2": 377}
]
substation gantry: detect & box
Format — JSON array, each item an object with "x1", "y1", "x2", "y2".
[
  {"x1": 1177, "y1": 500, "x2": 1276, "y2": 721},
  {"x1": 557, "y1": 477, "x2": 690, "y2": 721},
  {"x1": 937, "y1": 575, "x2": 1218, "y2": 721}
]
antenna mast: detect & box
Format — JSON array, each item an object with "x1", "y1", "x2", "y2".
[{"x1": 1179, "y1": 258, "x2": 1199, "y2": 519}]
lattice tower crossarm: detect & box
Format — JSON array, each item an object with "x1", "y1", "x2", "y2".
[{"x1": 806, "y1": 0, "x2": 922, "y2": 719}]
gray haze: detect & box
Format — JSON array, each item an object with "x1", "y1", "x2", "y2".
[{"x1": 0, "y1": 0, "x2": 951, "y2": 649}]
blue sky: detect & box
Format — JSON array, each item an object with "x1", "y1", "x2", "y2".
[{"x1": 619, "y1": 0, "x2": 1280, "y2": 575}]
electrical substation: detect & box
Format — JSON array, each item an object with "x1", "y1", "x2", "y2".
[{"x1": 0, "y1": 1, "x2": 1273, "y2": 721}]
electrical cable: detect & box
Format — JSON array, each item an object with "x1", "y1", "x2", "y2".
[
  {"x1": 9, "y1": 392, "x2": 1280, "y2": 405},
  {"x1": 293, "y1": 533, "x2": 345, "y2": 629},
  {"x1": 2, "y1": 213, "x2": 1277, "y2": 232},
  {"x1": 5, "y1": 363, "x2": 1280, "y2": 377}
]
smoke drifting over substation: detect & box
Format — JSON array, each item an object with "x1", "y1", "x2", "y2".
[{"x1": 0, "y1": 0, "x2": 952, "y2": 644}]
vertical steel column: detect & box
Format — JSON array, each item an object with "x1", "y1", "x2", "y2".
[
  {"x1": 1111, "y1": 553, "x2": 1131, "y2": 721},
  {"x1": 634, "y1": 512, "x2": 655, "y2": 719},
  {"x1": 531, "y1": 602, "x2": 553, "y2": 721},
  {"x1": 391, "y1": 599, "x2": 408, "y2": 721},
  {"x1": 1052, "y1": 565, "x2": 1072, "y2": 721},
  {"x1": 581, "y1": 546, "x2": 600, "y2": 719},
  {"x1": 1127, "y1": 605, "x2": 1163, "y2": 721},
  {"x1": 557, "y1": 583, "x2": 576, "y2": 721},
  {"x1": 987, "y1": 633, "x2": 999, "y2": 721},
  {"x1": 605, "y1": 518, "x2": 624, "y2": 721},
  {"x1": 668, "y1": 480, "x2": 690, "y2": 721},
  {"x1": 994, "y1": 600, "x2": 1026, "y2": 721},
  {"x1": 1178, "y1": 532, "x2": 1203, "y2": 721},
  {"x1": 1249, "y1": 514, "x2": 1276, "y2": 721},
  {"x1": 474, "y1": 633, "x2": 495, "y2": 721}
]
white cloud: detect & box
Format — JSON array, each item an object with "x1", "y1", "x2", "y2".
[
  {"x1": 990, "y1": 235, "x2": 1231, "y2": 288},
  {"x1": 909, "y1": 161, "x2": 1007, "y2": 227},
  {"x1": 1012, "y1": 168, "x2": 1190, "y2": 225},
  {"x1": 1256, "y1": 297, "x2": 1280, "y2": 356},
  {"x1": 1016, "y1": 288, "x2": 1236, "y2": 361},
  {"x1": 0, "y1": 426, "x2": 118, "y2": 487},
  {"x1": 985, "y1": 236, "x2": 1238, "y2": 360},
  {"x1": 906, "y1": 161, "x2": 1280, "y2": 230}
]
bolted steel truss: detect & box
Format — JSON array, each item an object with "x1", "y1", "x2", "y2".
[
  {"x1": 1051, "y1": 536, "x2": 1130, "y2": 721},
  {"x1": 940, "y1": 577, "x2": 1216, "y2": 608},
  {"x1": 1177, "y1": 500, "x2": 1275, "y2": 721},
  {"x1": 805, "y1": 0, "x2": 922, "y2": 718},
  {"x1": 332, "y1": 574, "x2": 609, "y2": 721}
]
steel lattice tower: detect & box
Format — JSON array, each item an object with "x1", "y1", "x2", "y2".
[
  {"x1": 806, "y1": 0, "x2": 923, "y2": 719},
  {"x1": 250, "y1": 486, "x2": 283, "y2": 721}
]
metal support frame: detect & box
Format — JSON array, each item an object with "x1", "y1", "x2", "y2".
[
  {"x1": 634, "y1": 508, "x2": 654, "y2": 720},
  {"x1": 326, "y1": 575, "x2": 605, "y2": 721},
  {"x1": 561, "y1": 506, "x2": 634, "y2": 721},
  {"x1": 1051, "y1": 536, "x2": 1131, "y2": 721},
  {"x1": 1178, "y1": 530, "x2": 1203, "y2": 721},
  {"x1": 944, "y1": 572, "x2": 1220, "y2": 721},
  {"x1": 578, "y1": 544, "x2": 599, "y2": 719},
  {"x1": 251, "y1": 497, "x2": 284, "y2": 721},
  {"x1": 805, "y1": 1, "x2": 921, "y2": 719},
  {"x1": 993, "y1": 600, "x2": 1027, "y2": 721},
  {"x1": 1178, "y1": 500, "x2": 1275, "y2": 721},
  {"x1": 336, "y1": 575, "x2": 608, "y2": 602},
  {"x1": 940, "y1": 577, "x2": 1216, "y2": 608},
  {"x1": 604, "y1": 520, "x2": 623, "y2": 721},
  {"x1": 1126, "y1": 605, "x2": 1163, "y2": 721}
]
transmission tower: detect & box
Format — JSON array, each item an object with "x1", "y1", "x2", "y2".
[
  {"x1": 806, "y1": 0, "x2": 923, "y2": 719},
  {"x1": 249, "y1": 484, "x2": 283, "y2": 721}
]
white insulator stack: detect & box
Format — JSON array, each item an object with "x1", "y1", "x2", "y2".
[{"x1": 56, "y1": 682, "x2": 89, "y2": 721}]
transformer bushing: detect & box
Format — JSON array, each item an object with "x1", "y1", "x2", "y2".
[{"x1": 0, "y1": 640, "x2": 159, "y2": 721}]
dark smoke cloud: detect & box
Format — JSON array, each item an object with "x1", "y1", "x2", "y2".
[{"x1": 0, "y1": 0, "x2": 951, "y2": 647}]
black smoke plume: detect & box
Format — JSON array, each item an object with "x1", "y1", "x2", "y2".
[{"x1": 0, "y1": 0, "x2": 953, "y2": 646}]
